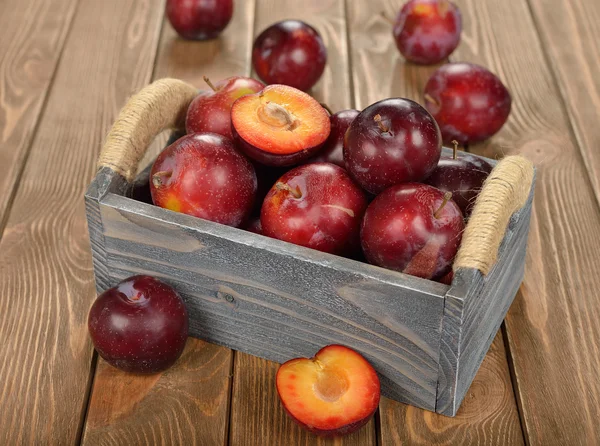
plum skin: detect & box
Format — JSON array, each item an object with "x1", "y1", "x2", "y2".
[
  {"x1": 88, "y1": 275, "x2": 188, "y2": 374},
  {"x1": 166, "y1": 0, "x2": 233, "y2": 40},
  {"x1": 252, "y1": 20, "x2": 327, "y2": 91},
  {"x1": 424, "y1": 62, "x2": 512, "y2": 144},
  {"x1": 393, "y1": 0, "x2": 462, "y2": 65},
  {"x1": 344, "y1": 98, "x2": 442, "y2": 194},
  {"x1": 360, "y1": 183, "x2": 464, "y2": 279}
]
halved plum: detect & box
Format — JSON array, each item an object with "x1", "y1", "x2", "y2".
[
  {"x1": 231, "y1": 84, "x2": 330, "y2": 166},
  {"x1": 276, "y1": 345, "x2": 380, "y2": 437}
]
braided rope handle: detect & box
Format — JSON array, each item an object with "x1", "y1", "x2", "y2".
[
  {"x1": 454, "y1": 155, "x2": 534, "y2": 275},
  {"x1": 97, "y1": 78, "x2": 198, "y2": 181}
]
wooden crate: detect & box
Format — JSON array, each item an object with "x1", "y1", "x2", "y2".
[{"x1": 85, "y1": 79, "x2": 535, "y2": 416}]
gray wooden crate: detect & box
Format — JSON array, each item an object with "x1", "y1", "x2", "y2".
[{"x1": 85, "y1": 147, "x2": 535, "y2": 416}]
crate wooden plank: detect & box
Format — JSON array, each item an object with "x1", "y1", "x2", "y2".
[
  {"x1": 0, "y1": 0, "x2": 79, "y2": 233},
  {"x1": 527, "y1": 0, "x2": 600, "y2": 200},
  {"x1": 95, "y1": 193, "x2": 447, "y2": 411},
  {"x1": 82, "y1": 0, "x2": 257, "y2": 444},
  {"x1": 346, "y1": 0, "x2": 524, "y2": 433},
  {"x1": 379, "y1": 332, "x2": 524, "y2": 445},
  {"x1": 446, "y1": 0, "x2": 600, "y2": 443},
  {"x1": 0, "y1": 0, "x2": 164, "y2": 443},
  {"x1": 436, "y1": 187, "x2": 534, "y2": 415},
  {"x1": 229, "y1": 352, "x2": 376, "y2": 446}
]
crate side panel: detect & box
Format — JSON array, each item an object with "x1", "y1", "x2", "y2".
[
  {"x1": 97, "y1": 199, "x2": 446, "y2": 411},
  {"x1": 436, "y1": 186, "x2": 535, "y2": 416}
]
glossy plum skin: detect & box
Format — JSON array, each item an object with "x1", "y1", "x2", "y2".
[
  {"x1": 261, "y1": 163, "x2": 368, "y2": 255},
  {"x1": 88, "y1": 276, "x2": 188, "y2": 373},
  {"x1": 166, "y1": 0, "x2": 233, "y2": 40},
  {"x1": 393, "y1": 0, "x2": 462, "y2": 65},
  {"x1": 308, "y1": 109, "x2": 360, "y2": 167},
  {"x1": 425, "y1": 151, "x2": 492, "y2": 217},
  {"x1": 361, "y1": 183, "x2": 464, "y2": 279},
  {"x1": 424, "y1": 63, "x2": 512, "y2": 145},
  {"x1": 186, "y1": 77, "x2": 265, "y2": 139},
  {"x1": 150, "y1": 133, "x2": 257, "y2": 227},
  {"x1": 252, "y1": 20, "x2": 327, "y2": 91},
  {"x1": 344, "y1": 98, "x2": 442, "y2": 194}
]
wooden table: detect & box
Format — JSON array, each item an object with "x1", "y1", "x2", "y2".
[{"x1": 1, "y1": 0, "x2": 599, "y2": 444}]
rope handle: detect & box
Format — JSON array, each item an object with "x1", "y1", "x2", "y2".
[
  {"x1": 454, "y1": 155, "x2": 534, "y2": 275},
  {"x1": 97, "y1": 78, "x2": 198, "y2": 181}
]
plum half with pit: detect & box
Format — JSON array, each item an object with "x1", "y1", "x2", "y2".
[
  {"x1": 393, "y1": 0, "x2": 462, "y2": 65},
  {"x1": 231, "y1": 84, "x2": 330, "y2": 166},
  {"x1": 424, "y1": 62, "x2": 512, "y2": 145},
  {"x1": 252, "y1": 20, "x2": 327, "y2": 91},
  {"x1": 344, "y1": 98, "x2": 442, "y2": 194},
  {"x1": 361, "y1": 183, "x2": 464, "y2": 279},
  {"x1": 150, "y1": 133, "x2": 257, "y2": 227},
  {"x1": 277, "y1": 345, "x2": 380, "y2": 436},
  {"x1": 88, "y1": 275, "x2": 188, "y2": 373},
  {"x1": 261, "y1": 163, "x2": 368, "y2": 255}
]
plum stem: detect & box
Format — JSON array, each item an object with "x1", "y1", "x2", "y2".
[
  {"x1": 452, "y1": 140, "x2": 459, "y2": 159},
  {"x1": 424, "y1": 93, "x2": 440, "y2": 108},
  {"x1": 380, "y1": 11, "x2": 394, "y2": 25},
  {"x1": 320, "y1": 102, "x2": 333, "y2": 115},
  {"x1": 152, "y1": 170, "x2": 172, "y2": 188},
  {"x1": 203, "y1": 75, "x2": 217, "y2": 92},
  {"x1": 275, "y1": 182, "x2": 302, "y2": 199},
  {"x1": 258, "y1": 102, "x2": 299, "y2": 131},
  {"x1": 434, "y1": 192, "x2": 453, "y2": 219},
  {"x1": 374, "y1": 114, "x2": 389, "y2": 133}
]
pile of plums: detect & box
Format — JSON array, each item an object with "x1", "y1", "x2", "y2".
[{"x1": 88, "y1": 1, "x2": 512, "y2": 435}]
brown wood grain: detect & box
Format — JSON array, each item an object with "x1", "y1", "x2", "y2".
[
  {"x1": 83, "y1": 1, "x2": 256, "y2": 444},
  {"x1": 347, "y1": 0, "x2": 524, "y2": 442},
  {"x1": 229, "y1": 353, "x2": 376, "y2": 446},
  {"x1": 0, "y1": 0, "x2": 165, "y2": 443},
  {"x1": 527, "y1": 0, "x2": 600, "y2": 201},
  {"x1": 82, "y1": 341, "x2": 233, "y2": 446},
  {"x1": 0, "y1": 0, "x2": 78, "y2": 231},
  {"x1": 379, "y1": 333, "x2": 523, "y2": 445},
  {"x1": 446, "y1": 0, "x2": 600, "y2": 443}
]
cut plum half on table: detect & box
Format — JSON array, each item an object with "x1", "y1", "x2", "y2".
[
  {"x1": 231, "y1": 84, "x2": 330, "y2": 166},
  {"x1": 276, "y1": 345, "x2": 380, "y2": 437}
]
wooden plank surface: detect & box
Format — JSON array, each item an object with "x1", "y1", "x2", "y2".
[
  {"x1": 0, "y1": 0, "x2": 164, "y2": 443},
  {"x1": 229, "y1": 0, "x2": 377, "y2": 444},
  {"x1": 446, "y1": 0, "x2": 600, "y2": 444},
  {"x1": 379, "y1": 333, "x2": 524, "y2": 446},
  {"x1": 526, "y1": 0, "x2": 600, "y2": 200},
  {"x1": 82, "y1": 0, "x2": 257, "y2": 444},
  {"x1": 346, "y1": 0, "x2": 524, "y2": 440},
  {"x1": 0, "y1": 0, "x2": 79, "y2": 231},
  {"x1": 83, "y1": 341, "x2": 232, "y2": 446}
]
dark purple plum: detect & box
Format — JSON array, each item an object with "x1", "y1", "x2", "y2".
[
  {"x1": 166, "y1": 0, "x2": 233, "y2": 40},
  {"x1": 344, "y1": 98, "x2": 442, "y2": 194},
  {"x1": 393, "y1": 0, "x2": 462, "y2": 65},
  {"x1": 424, "y1": 63, "x2": 512, "y2": 144},
  {"x1": 308, "y1": 109, "x2": 360, "y2": 167},
  {"x1": 252, "y1": 20, "x2": 327, "y2": 91},
  {"x1": 88, "y1": 275, "x2": 188, "y2": 373}
]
